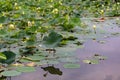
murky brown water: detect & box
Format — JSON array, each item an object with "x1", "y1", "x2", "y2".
[{"x1": 10, "y1": 36, "x2": 120, "y2": 80}]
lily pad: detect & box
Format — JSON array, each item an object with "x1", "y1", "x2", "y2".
[
  {"x1": 28, "y1": 55, "x2": 46, "y2": 61},
  {"x1": 97, "y1": 40, "x2": 106, "y2": 44},
  {"x1": 43, "y1": 31, "x2": 63, "y2": 48},
  {"x1": 0, "y1": 51, "x2": 16, "y2": 64},
  {"x1": 46, "y1": 60, "x2": 59, "y2": 64},
  {"x1": 20, "y1": 58, "x2": 32, "y2": 63},
  {"x1": 16, "y1": 66, "x2": 36, "y2": 72},
  {"x1": 0, "y1": 16, "x2": 8, "y2": 23},
  {"x1": 1, "y1": 70, "x2": 21, "y2": 77},
  {"x1": 63, "y1": 63, "x2": 80, "y2": 69},
  {"x1": 0, "y1": 52, "x2": 6, "y2": 60},
  {"x1": 94, "y1": 56, "x2": 107, "y2": 60},
  {"x1": 83, "y1": 59, "x2": 99, "y2": 64},
  {"x1": 56, "y1": 52, "x2": 74, "y2": 57},
  {"x1": 59, "y1": 57, "x2": 80, "y2": 63}
]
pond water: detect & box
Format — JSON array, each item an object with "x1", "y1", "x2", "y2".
[
  {"x1": 3, "y1": 18, "x2": 119, "y2": 80},
  {"x1": 10, "y1": 36, "x2": 120, "y2": 80}
]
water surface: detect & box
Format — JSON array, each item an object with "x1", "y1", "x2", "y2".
[{"x1": 11, "y1": 36, "x2": 120, "y2": 80}]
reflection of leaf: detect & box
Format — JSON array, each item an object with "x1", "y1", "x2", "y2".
[
  {"x1": 63, "y1": 63, "x2": 80, "y2": 69},
  {"x1": 43, "y1": 31, "x2": 63, "y2": 48},
  {"x1": 0, "y1": 51, "x2": 16, "y2": 64},
  {"x1": 1, "y1": 70, "x2": 21, "y2": 77},
  {"x1": 41, "y1": 66, "x2": 62, "y2": 75},
  {"x1": 16, "y1": 66, "x2": 36, "y2": 72}
]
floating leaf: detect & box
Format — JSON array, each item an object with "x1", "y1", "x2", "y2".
[
  {"x1": 0, "y1": 52, "x2": 6, "y2": 60},
  {"x1": 0, "y1": 16, "x2": 8, "y2": 23},
  {"x1": 1, "y1": 70, "x2": 21, "y2": 77},
  {"x1": 97, "y1": 40, "x2": 106, "y2": 44},
  {"x1": 28, "y1": 55, "x2": 46, "y2": 61},
  {"x1": 26, "y1": 62, "x2": 36, "y2": 67},
  {"x1": 59, "y1": 57, "x2": 80, "y2": 63},
  {"x1": 35, "y1": 61, "x2": 47, "y2": 66},
  {"x1": 63, "y1": 36, "x2": 78, "y2": 41},
  {"x1": 43, "y1": 60, "x2": 59, "y2": 65},
  {"x1": 20, "y1": 58, "x2": 31, "y2": 63},
  {"x1": 16, "y1": 66, "x2": 36, "y2": 72},
  {"x1": 56, "y1": 52, "x2": 74, "y2": 57},
  {"x1": 83, "y1": 59, "x2": 99, "y2": 64},
  {"x1": 0, "y1": 51, "x2": 16, "y2": 64},
  {"x1": 63, "y1": 63, "x2": 80, "y2": 69},
  {"x1": 94, "y1": 56, "x2": 107, "y2": 60},
  {"x1": 83, "y1": 60, "x2": 91, "y2": 64},
  {"x1": 11, "y1": 63, "x2": 24, "y2": 67},
  {"x1": 43, "y1": 31, "x2": 63, "y2": 48}
]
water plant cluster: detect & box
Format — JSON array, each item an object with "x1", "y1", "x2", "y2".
[{"x1": 0, "y1": 0, "x2": 119, "y2": 78}]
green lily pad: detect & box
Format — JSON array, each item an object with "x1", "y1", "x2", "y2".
[
  {"x1": 59, "y1": 57, "x2": 80, "y2": 63},
  {"x1": 19, "y1": 59, "x2": 32, "y2": 63},
  {"x1": 56, "y1": 47, "x2": 77, "y2": 53},
  {"x1": 63, "y1": 63, "x2": 80, "y2": 69},
  {"x1": 1, "y1": 70, "x2": 21, "y2": 77},
  {"x1": 35, "y1": 62, "x2": 47, "y2": 66},
  {"x1": 28, "y1": 55, "x2": 46, "y2": 61},
  {"x1": 0, "y1": 51, "x2": 16, "y2": 64},
  {"x1": 0, "y1": 52, "x2": 7, "y2": 60},
  {"x1": 43, "y1": 31, "x2": 63, "y2": 48},
  {"x1": 83, "y1": 60, "x2": 91, "y2": 64},
  {"x1": 97, "y1": 40, "x2": 106, "y2": 44},
  {"x1": 94, "y1": 56, "x2": 107, "y2": 60},
  {"x1": 83, "y1": 59, "x2": 99, "y2": 64},
  {"x1": 0, "y1": 16, "x2": 8, "y2": 23},
  {"x1": 56, "y1": 52, "x2": 74, "y2": 57},
  {"x1": 16, "y1": 66, "x2": 36, "y2": 72},
  {"x1": 41, "y1": 60, "x2": 60, "y2": 65}
]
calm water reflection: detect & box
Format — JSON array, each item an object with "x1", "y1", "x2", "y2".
[{"x1": 11, "y1": 36, "x2": 120, "y2": 80}]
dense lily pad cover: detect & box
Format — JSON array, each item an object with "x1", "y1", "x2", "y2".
[{"x1": 0, "y1": 0, "x2": 119, "y2": 78}]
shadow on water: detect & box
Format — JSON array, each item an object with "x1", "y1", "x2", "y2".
[{"x1": 41, "y1": 65, "x2": 62, "y2": 77}]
